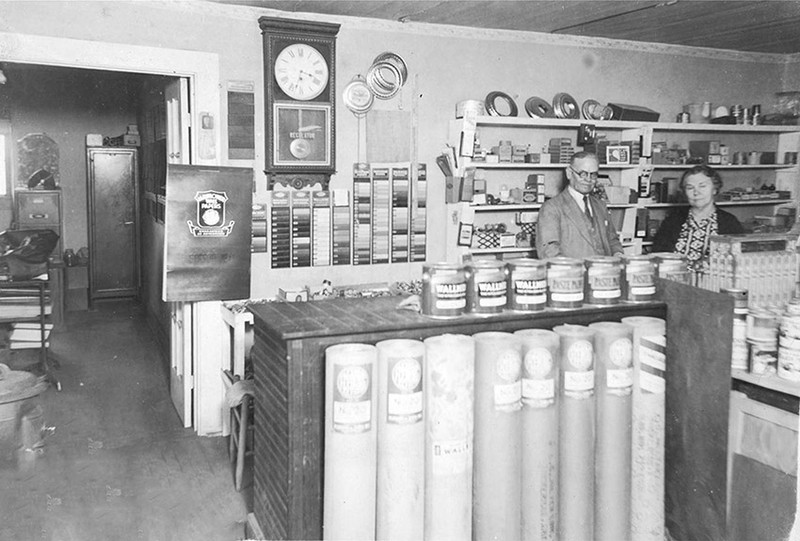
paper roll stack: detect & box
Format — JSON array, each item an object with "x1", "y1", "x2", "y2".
[
  {"x1": 553, "y1": 324, "x2": 596, "y2": 541},
  {"x1": 589, "y1": 321, "x2": 634, "y2": 541},
  {"x1": 376, "y1": 339, "x2": 425, "y2": 541},
  {"x1": 515, "y1": 328, "x2": 560, "y2": 541},
  {"x1": 621, "y1": 316, "x2": 667, "y2": 541},
  {"x1": 472, "y1": 332, "x2": 523, "y2": 541},
  {"x1": 423, "y1": 334, "x2": 475, "y2": 541},
  {"x1": 323, "y1": 343, "x2": 378, "y2": 541}
]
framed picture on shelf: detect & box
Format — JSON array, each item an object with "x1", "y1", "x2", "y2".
[
  {"x1": 457, "y1": 223, "x2": 474, "y2": 246},
  {"x1": 606, "y1": 145, "x2": 631, "y2": 165}
]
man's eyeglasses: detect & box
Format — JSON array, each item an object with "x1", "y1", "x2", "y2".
[{"x1": 569, "y1": 166, "x2": 599, "y2": 181}]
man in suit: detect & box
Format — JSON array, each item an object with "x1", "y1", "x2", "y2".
[{"x1": 535, "y1": 151, "x2": 624, "y2": 259}]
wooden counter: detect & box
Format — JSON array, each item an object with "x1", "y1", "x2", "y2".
[{"x1": 248, "y1": 279, "x2": 734, "y2": 541}]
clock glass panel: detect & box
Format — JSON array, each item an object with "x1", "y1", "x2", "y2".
[{"x1": 273, "y1": 103, "x2": 330, "y2": 167}]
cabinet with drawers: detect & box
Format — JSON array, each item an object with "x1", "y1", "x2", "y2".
[{"x1": 14, "y1": 189, "x2": 63, "y2": 258}]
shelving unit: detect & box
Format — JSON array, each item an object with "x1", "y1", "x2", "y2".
[{"x1": 445, "y1": 116, "x2": 800, "y2": 262}]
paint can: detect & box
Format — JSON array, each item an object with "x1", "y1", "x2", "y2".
[
  {"x1": 722, "y1": 288, "x2": 749, "y2": 371},
  {"x1": 546, "y1": 257, "x2": 584, "y2": 309},
  {"x1": 466, "y1": 260, "x2": 508, "y2": 315},
  {"x1": 653, "y1": 252, "x2": 690, "y2": 284},
  {"x1": 748, "y1": 338, "x2": 778, "y2": 375},
  {"x1": 584, "y1": 256, "x2": 622, "y2": 306},
  {"x1": 506, "y1": 258, "x2": 547, "y2": 312},
  {"x1": 421, "y1": 263, "x2": 467, "y2": 318},
  {"x1": 778, "y1": 299, "x2": 800, "y2": 381},
  {"x1": 622, "y1": 255, "x2": 656, "y2": 303}
]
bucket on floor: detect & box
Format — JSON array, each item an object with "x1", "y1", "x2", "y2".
[{"x1": 0, "y1": 364, "x2": 47, "y2": 461}]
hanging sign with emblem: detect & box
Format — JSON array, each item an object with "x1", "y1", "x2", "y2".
[{"x1": 163, "y1": 164, "x2": 253, "y2": 301}]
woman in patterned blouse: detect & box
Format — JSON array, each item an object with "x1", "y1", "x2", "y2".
[{"x1": 652, "y1": 164, "x2": 744, "y2": 271}]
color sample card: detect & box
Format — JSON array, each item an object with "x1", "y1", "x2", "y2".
[
  {"x1": 270, "y1": 191, "x2": 291, "y2": 268},
  {"x1": 353, "y1": 163, "x2": 372, "y2": 265},
  {"x1": 312, "y1": 191, "x2": 332, "y2": 267},
  {"x1": 291, "y1": 191, "x2": 312, "y2": 268},
  {"x1": 371, "y1": 165, "x2": 391, "y2": 264}
]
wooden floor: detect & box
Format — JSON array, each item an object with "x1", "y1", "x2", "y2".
[{"x1": 0, "y1": 300, "x2": 251, "y2": 541}]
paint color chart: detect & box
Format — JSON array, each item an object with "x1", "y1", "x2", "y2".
[
  {"x1": 268, "y1": 189, "x2": 352, "y2": 268},
  {"x1": 352, "y1": 162, "x2": 428, "y2": 266}
]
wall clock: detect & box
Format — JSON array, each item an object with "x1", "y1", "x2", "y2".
[{"x1": 259, "y1": 17, "x2": 340, "y2": 190}]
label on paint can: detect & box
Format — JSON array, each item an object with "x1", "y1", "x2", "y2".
[
  {"x1": 547, "y1": 258, "x2": 584, "y2": 309},
  {"x1": 333, "y1": 363, "x2": 372, "y2": 433},
  {"x1": 386, "y1": 355, "x2": 423, "y2": 424},
  {"x1": 508, "y1": 259, "x2": 547, "y2": 311},
  {"x1": 422, "y1": 263, "x2": 467, "y2": 318},
  {"x1": 466, "y1": 261, "x2": 508, "y2": 314}
]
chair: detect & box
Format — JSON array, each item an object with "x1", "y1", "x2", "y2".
[{"x1": 222, "y1": 369, "x2": 254, "y2": 491}]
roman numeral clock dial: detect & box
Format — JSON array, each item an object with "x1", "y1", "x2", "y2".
[{"x1": 275, "y1": 44, "x2": 329, "y2": 101}]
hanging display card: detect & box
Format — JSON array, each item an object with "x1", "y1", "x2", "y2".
[{"x1": 163, "y1": 164, "x2": 252, "y2": 301}]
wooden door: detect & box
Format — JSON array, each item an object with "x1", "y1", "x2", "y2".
[
  {"x1": 164, "y1": 78, "x2": 193, "y2": 426},
  {"x1": 87, "y1": 147, "x2": 139, "y2": 299}
]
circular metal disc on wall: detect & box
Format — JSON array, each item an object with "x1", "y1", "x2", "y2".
[
  {"x1": 485, "y1": 91, "x2": 518, "y2": 117},
  {"x1": 343, "y1": 77, "x2": 375, "y2": 115},
  {"x1": 553, "y1": 92, "x2": 580, "y2": 119},
  {"x1": 581, "y1": 99, "x2": 614, "y2": 120},
  {"x1": 524, "y1": 96, "x2": 556, "y2": 118}
]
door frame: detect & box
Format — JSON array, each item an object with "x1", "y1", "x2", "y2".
[
  {"x1": 0, "y1": 32, "x2": 225, "y2": 435},
  {"x1": 0, "y1": 32, "x2": 220, "y2": 166}
]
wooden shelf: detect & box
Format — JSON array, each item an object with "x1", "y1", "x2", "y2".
[
  {"x1": 733, "y1": 369, "x2": 800, "y2": 398},
  {"x1": 645, "y1": 199, "x2": 793, "y2": 208},
  {"x1": 460, "y1": 116, "x2": 800, "y2": 133},
  {"x1": 652, "y1": 164, "x2": 796, "y2": 170},
  {"x1": 470, "y1": 246, "x2": 535, "y2": 254},
  {"x1": 470, "y1": 203, "x2": 541, "y2": 211},
  {"x1": 468, "y1": 162, "x2": 639, "y2": 170}
]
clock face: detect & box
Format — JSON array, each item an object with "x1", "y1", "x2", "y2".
[{"x1": 274, "y1": 43, "x2": 330, "y2": 101}]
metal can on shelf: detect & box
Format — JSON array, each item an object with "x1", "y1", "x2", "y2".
[
  {"x1": 421, "y1": 263, "x2": 467, "y2": 318},
  {"x1": 722, "y1": 288, "x2": 749, "y2": 371},
  {"x1": 546, "y1": 257, "x2": 584, "y2": 309},
  {"x1": 622, "y1": 255, "x2": 657, "y2": 303},
  {"x1": 653, "y1": 252, "x2": 690, "y2": 284},
  {"x1": 584, "y1": 255, "x2": 622, "y2": 305},
  {"x1": 506, "y1": 258, "x2": 547, "y2": 312},
  {"x1": 465, "y1": 260, "x2": 508, "y2": 315}
]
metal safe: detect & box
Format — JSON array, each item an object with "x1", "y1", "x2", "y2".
[{"x1": 86, "y1": 147, "x2": 139, "y2": 301}]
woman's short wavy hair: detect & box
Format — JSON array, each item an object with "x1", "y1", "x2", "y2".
[{"x1": 680, "y1": 164, "x2": 723, "y2": 194}]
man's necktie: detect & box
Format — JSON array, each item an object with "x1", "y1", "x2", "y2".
[{"x1": 583, "y1": 195, "x2": 592, "y2": 221}]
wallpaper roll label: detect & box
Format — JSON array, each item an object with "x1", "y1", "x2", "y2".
[
  {"x1": 522, "y1": 346, "x2": 555, "y2": 407},
  {"x1": 564, "y1": 339, "x2": 594, "y2": 397},
  {"x1": 432, "y1": 439, "x2": 471, "y2": 475},
  {"x1": 564, "y1": 370, "x2": 595, "y2": 393},
  {"x1": 639, "y1": 334, "x2": 666, "y2": 394},
  {"x1": 387, "y1": 355, "x2": 423, "y2": 424},
  {"x1": 607, "y1": 336, "x2": 634, "y2": 393},
  {"x1": 334, "y1": 363, "x2": 373, "y2": 433},
  {"x1": 495, "y1": 348, "x2": 522, "y2": 411},
  {"x1": 607, "y1": 368, "x2": 633, "y2": 390}
]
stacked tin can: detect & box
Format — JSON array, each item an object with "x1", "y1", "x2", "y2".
[
  {"x1": 746, "y1": 307, "x2": 780, "y2": 375},
  {"x1": 584, "y1": 256, "x2": 622, "y2": 306},
  {"x1": 778, "y1": 299, "x2": 800, "y2": 381},
  {"x1": 621, "y1": 255, "x2": 657, "y2": 303},
  {"x1": 722, "y1": 288, "x2": 749, "y2": 371},
  {"x1": 507, "y1": 259, "x2": 547, "y2": 312}
]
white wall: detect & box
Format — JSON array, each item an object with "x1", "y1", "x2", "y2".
[{"x1": 0, "y1": 0, "x2": 792, "y2": 298}]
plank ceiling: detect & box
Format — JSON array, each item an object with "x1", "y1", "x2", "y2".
[{"x1": 208, "y1": 0, "x2": 800, "y2": 55}]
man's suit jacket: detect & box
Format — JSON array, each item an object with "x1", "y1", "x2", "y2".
[{"x1": 535, "y1": 189, "x2": 624, "y2": 259}]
